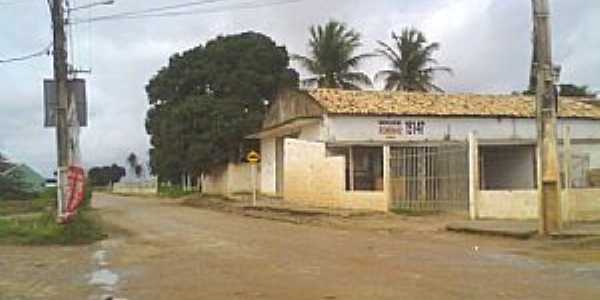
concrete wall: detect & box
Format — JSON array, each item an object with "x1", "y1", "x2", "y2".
[
  {"x1": 113, "y1": 179, "x2": 158, "y2": 195},
  {"x1": 260, "y1": 138, "x2": 277, "y2": 195},
  {"x1": 477, "y1": 190, "x2": 539, "y2": 220},
  {"x1": 283, "y1": 138, "x2": 387, "y2": 211},
  {"x1": 298, "y1": 122, "x2": 323, "y2": 141},
  {"x1": 567, "y1": 189, "x2": 600, "y2": 222},
  {"x1": 475, "y1": 189, "x2": 600, "y2": 222},
  {"x1": 202, "y1": 163, "x2": 259, "y2": 197},
  {"x1": 326, "y1": 116, "x2": 600, "y2": 143}
]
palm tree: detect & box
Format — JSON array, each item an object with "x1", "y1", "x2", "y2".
[
  {"x1": 376, "y1": 28, "x2": 452, "y2": 92},
  {"x1": 293, "y1": 20, "x2": 373, "y2": 90}
]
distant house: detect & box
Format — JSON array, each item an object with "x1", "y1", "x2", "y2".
[{"x1": 0, "y1": 153, "x2": 46, "y2": 193}]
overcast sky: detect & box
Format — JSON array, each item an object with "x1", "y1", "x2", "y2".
[{"x1": 1, "y1": 0, "x2": 598, "y2": 177}]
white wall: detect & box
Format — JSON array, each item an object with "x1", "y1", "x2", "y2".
[
  {"x1": 283, "y1": 138, "x2": 388, "y2": 211},
  {"x1": 326, "y1": 116, "x2": 600, "y2": 143},
  {"x1": 260, "y1": 137, "x2": 277, "y2": 195},
  {"x1": 298, "y1": 122, "x2": 323, "y2": 141},
  {"x1": 202, "y1": 163, "x2": 260, "y2": 196}
]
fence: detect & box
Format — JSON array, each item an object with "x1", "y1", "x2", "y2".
[{"x1": 389, "y1": 142, "x2": 469, "y2": 211}]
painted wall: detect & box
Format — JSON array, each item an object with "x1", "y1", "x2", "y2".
[
  {"x1": 326, "y1": 116, "x2": 600, "y2": 143},
  {"x1": 260, "y1": 138, "x2": 277, "y2": 195},
  {"x1": 298, "y1": 122, "x2": 323, "y2": 141},
  {"x1": 113, "y1": 179, "x2": 158, "y2": 195},
  {"x1": 202, "y1": 163, "x2": 260, "y2": 196},
  {"x1": 566, "y1": 189, "x2": 600, "y2": 222},
  {"x1": 283, "y1": 138, "x2": 387, "y2": 211},
  {"x1": 476, "y1": 189, "x2": 600, "y2": 222},
  {"x1": 477, "y1": 190, "x2": 538, "y2": 220}
]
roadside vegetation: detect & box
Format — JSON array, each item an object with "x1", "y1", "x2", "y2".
[
  {"x1": 0, "y1": 183, "x2": 105, "y2": 246},
  {"x1": 159, "y1": 185, "x2": 194, "y2": 198}
]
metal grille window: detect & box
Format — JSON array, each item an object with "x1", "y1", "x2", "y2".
[{"x1": 390, "y1": 143, "x2": 468, "y2": 211}]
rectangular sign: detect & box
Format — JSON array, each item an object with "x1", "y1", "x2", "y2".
[
  {"x1": 44, "y1": 79, "x2": 88, "y2": 127},
  {"x1": 379, "y1": 120, "x2": 425, "y2": 138}
]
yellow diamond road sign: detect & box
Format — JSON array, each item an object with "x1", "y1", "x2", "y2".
[{"x1": 247, "y1": 151, "x2": 261, "y2": 163}]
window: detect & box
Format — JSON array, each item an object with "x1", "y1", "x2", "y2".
[{"x1": 328, "y1": 146, "x2": 383, "y2": 191}]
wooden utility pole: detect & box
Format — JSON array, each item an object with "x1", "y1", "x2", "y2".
[
  {"x1": 52, "y1": 0, "x2": 70, "y2": 219},
  {"x1": 532, "y1": 0, "x2": 562, "y2": 235}
]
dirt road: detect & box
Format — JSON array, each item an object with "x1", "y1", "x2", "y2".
[{"x1": 1, "y1": 193, "x2": 600, "y2": 300}]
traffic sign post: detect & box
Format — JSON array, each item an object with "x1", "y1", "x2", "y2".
[{"x1": 246, "y1": 151, "x2": 261, "y2": 207}]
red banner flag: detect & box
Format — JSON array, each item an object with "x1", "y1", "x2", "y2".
[{"x1": 64, "y1": 166, "x2": 85, "y2": 219}]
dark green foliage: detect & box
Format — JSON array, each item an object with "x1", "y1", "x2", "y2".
[
  {"x1": 158, "y1": 185, "x2": 193, "y2": 199},
  {"x1": 522, "y1": 83, "x2": 593, "y2": 97},
  {"x1": 559, "y1": 84, "x2": 593, "y2": 97},
  {"x1": 146, "y1": 32, "x2": 297, "y2": 182},
  {"x1": 293, "y1": 20, "x2": 373, "y2": 90},
  {"x1": 88, "y1": 164, "x2": 126, "y2": 187},
  {"x1": 0, "y1": 170, "x2": 36, "y2": 200},
  {"x1": 376, "y1": 28, "x2": 452, "y2": 92}
]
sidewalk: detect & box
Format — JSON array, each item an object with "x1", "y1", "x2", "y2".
[{"x1": 446, "y1": 220, "x2": 600, "y2": 239}]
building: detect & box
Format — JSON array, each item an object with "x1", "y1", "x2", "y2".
[
  {"x1": 0, "y1": 153, "x2": 46, "y2": 194},
  {"x1": 240, "y1": 89, "x2": 600, "y2": 220}
]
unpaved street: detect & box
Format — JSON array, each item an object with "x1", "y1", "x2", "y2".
[{"x1": 2, "y1": 193, "x2": 600, "y2": 300}]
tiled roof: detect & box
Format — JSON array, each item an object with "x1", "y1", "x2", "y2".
[{"x1": 307, "y1": 89, "x2": 600, "y2": 119}]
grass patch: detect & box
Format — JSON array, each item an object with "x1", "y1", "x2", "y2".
[
  {"x1": 0, "y1": 184, "x2": 105, "y2": 245},
  {"x1": 159, "y1": 185, "x2": 194, "y2": 198},
  {"x1": 0, "y1": 210, "x2": 106, "y2": 245},
  {"x1": 0, "y1": 187, "x2": 56, "y2": 217}
]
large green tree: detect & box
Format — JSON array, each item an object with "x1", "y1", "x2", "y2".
[
  {"x1": 146, "y1": 32, "x2": 297, "y2": 182},
  {"x1": 376, "y1": 28, "x2": 451, "y2": 92},
  {"x1": 293, "y1": 20, "x2": 373, "y2": 90},
  {"x1": 88, "y1": 164, "x2": 126, "y2": 187}
]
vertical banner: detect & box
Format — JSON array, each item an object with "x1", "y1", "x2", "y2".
[
  {"x1": 61, "y1": 87, "x2": 86, "y2": 222},
  {"x1": 65, "y1": 166, "x2": 85, "y2": 214}
]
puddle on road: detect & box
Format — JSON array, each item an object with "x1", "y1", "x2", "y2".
[
  {"x1": 88, "y1": 249, "x2": 120, "y2": 293},
  {"x1": 89, "y1": 269, "x2": 119, "y2": 289}
]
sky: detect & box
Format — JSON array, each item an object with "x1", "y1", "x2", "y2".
[{"x1": 0, "y1": 0, "x2": 599, "y2": 177}]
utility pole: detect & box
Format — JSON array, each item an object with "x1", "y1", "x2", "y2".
[
  {"x1": 532, "y1": 0, "x2": 562, "y2": 235},
  {"x1": 52, "y1": 0, "x2": 70, "y2": 220}
]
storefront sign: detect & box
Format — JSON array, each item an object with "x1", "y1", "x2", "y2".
[{"x1": 378, "y1": 120, "x2": 425, "y2": 137}]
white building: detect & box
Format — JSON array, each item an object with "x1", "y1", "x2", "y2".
[{"x1": 207, "y1": 88, "x2": 600, "y2": 221}]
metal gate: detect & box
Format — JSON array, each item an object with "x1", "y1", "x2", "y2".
[{"x1": 390, "y1": 143, "x2": 469, "y2": 211}]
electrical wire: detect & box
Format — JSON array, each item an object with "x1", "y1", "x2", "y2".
[
  {"x1": 0, "y1": 0, "x2": 37, "y2": 6},
  {"x1": 71, "y1": 0, "x2": 234, "y2": 22},
  {"x1": 0, "y1": 43, "x2": 52, "y2": 64},
  {"x1": 70, "y1": 0, "x2": 306, "y2": 24}
]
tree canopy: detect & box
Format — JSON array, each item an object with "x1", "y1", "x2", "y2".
[
  {"x1": 87, "y1": 164, "x2": 126, "y2": 187},
  {"x1": 293, "y1": 20, "x2": 373, "y2": 90},
  {"x1": 375, "y1": 28, "x2": 451, "y2": 92},
  {"x1": 559, "y1": 84, "x2": 593, "y2": 97},
  {"x1": 146, "y1": 32, "x2": 297, "y2": 182}
]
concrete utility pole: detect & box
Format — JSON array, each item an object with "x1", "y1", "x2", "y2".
[
  {"x1": 532, "y1": 0, "x2": 562, "y2": 235},
  {"x1": 52, "y1": 0, "x2": 70, "y2": 219}
]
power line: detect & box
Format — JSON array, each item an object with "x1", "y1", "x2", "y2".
[
  {"x1": 0, "y1": 43, "x2": 52, "y2": 64},
  {"x1": 0, "y1": 0, "x2": 40, "y2": 6},
  {"x1": 70, "y1": 0, "x2": 306, "y2": 24},
  {"x1": 71, "y1": 0, "x2": 234, "y2": 22}
]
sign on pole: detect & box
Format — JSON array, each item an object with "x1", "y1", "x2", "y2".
[
  {"x1": 44, "y1": 79, "x2": 88, "y2": 127},
  {"x1": 246, "y1": 151, "x2": 261, "y2": 206}
]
